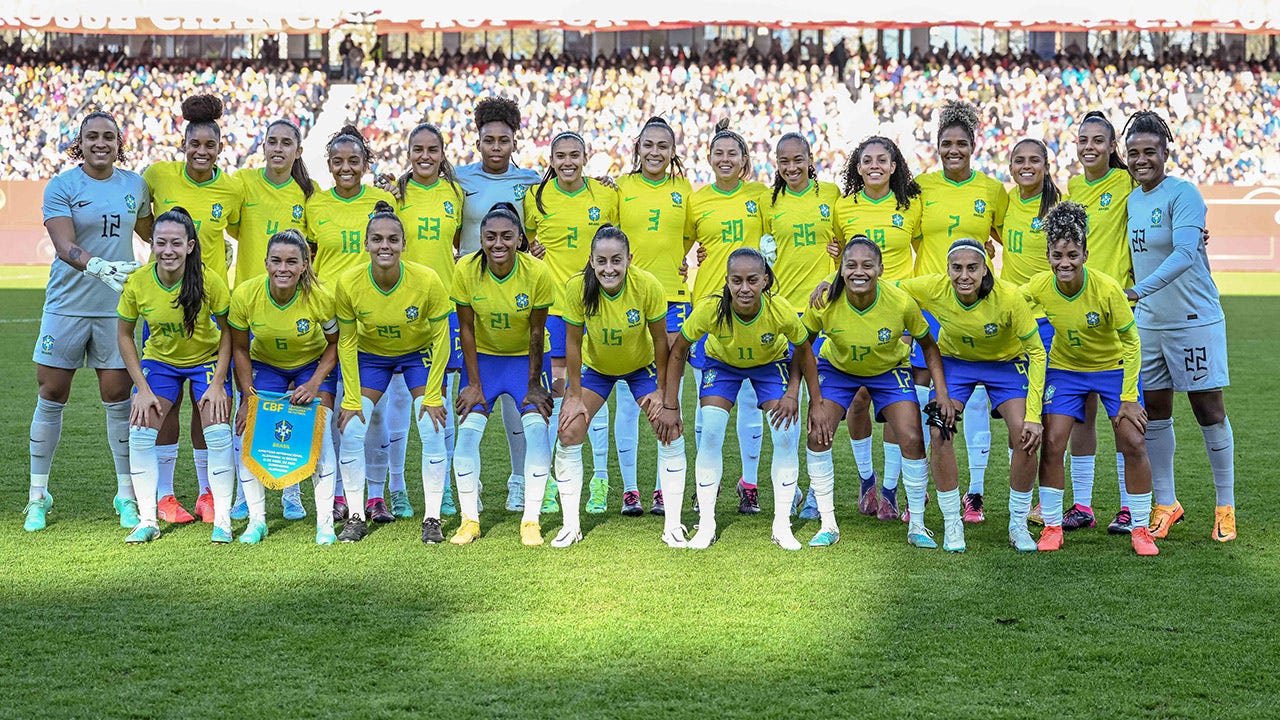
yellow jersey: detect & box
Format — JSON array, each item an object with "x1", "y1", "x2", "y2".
[
  {"x1": 305, "y1": 185, "x2": 398, "y2": 283},
  {"x1": 451, "y1": 252, "x2": 555, "y2": 356},
  {"x1": 117, "y1": 263, "x2": 230, "y2": 367},
  {"x1": 767, "y1": 180, "x2": 841, "y2": 309},
  {"x1": 523, "y1": 178, "x2": 620, "y2": 302},
  {"x1": 1066, "y1": 168, "x2": 1136, "y2": 286},
  {"x1": 914, "y1": 170, "x2": 1007, "y2": 276},
  {"x1": 999, "y1": 190, "x2": 1052, "y2": 286},
  {"x1": 802, "y1": 281, "x2": 928, "y2": 376},
  {"x1": 227, "y1": 276, "x2": 336, "y2": 370},
  {"x1": 143, "y1": 161, "x2": 243, "y2": 281},
  {"x1": 616, "y1": 173, "x2": 693, "y2": 303},
  {"x1": 230, "y1": 168, "x2": 308, "y2": 288},
  {"x1": 334, "y1": 261, "x2": 452, "y2": 409},
  {"x1": 397, "y1": 177, "x2": 464, "y2": 293},
  {"x1": 681, "y1": 292, "x2": 807, "y2": 369},
  {"x1": 833, "y1": 190, "x2": 922, "y2": 281},
  {"x1": 560, "y1": 267, "x2": 667, "y2": 377},
  {"x1": 1021, "y1": 268, "x2": 1140, "y2": 401},
  {"x1": 688, "y1": 181, "x2": 770, "y2": 301}
]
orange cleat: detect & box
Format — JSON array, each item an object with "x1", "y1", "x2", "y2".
[
  {"x1": 1131, "y1": 526, "x2": 1159, "y2": 556},
  {"x1": 1037, "y1": 525, "x2": 1064, "y2": 552},
  {"x1": 1213, "y1": 505, "x2": 1237, "y2": 542},
  {"x1": 158, "y1": 494, "x2": 195, "y2": 524},
  {"x1": 194, "y1": 491, "x2": 215, "y2": 523},
  {"x1": 1148, "y1": 501, "x2": 1184, "y2": 539}
]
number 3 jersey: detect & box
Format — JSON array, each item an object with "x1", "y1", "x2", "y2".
[
  {"x1": 41, "y1": 166, "x2": 151, "y2": 316},
  {"x1": 1125, "y1": 175, "x2": 1221, "y2": 331}
]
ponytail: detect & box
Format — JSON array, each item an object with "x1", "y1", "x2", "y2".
[
  {"x1": 397, "y1": 122, "x2": 460, "y2": 201},
  {"x1": 946, "y1": 238, "x2": 994, "y2": 301},
  {"x1": 1079, "y1": 111, "x2": 1127, "y2": 171},
  {"x1": 710, "y1": 119, "x2": 751, "y2": 181},
  {"x1": 629, "y1": 117, "x2": 685, "y2": 177},
  {"x1": 1012, "y1": 138, "x2": 1062, "y2": 219},
  {"x1": 581, "y1": 225, "x2": 630, "y2": 316},
  {"x1": 154, "y1": 206, "x2": 206, "y2": 337},
  {"x1": 770, "y1": 132, "x2": 816, "y2": 205},
  {"x1": 265, "y1": 119, "x2": 314, "y2": 198},
  {"x1": 535, "y1": 131, "x2": 587, "y2": 214},
  {"x1": 266, "y1": 228, "x2": 318, "y2": 298},
  {"x1": 475, "y1": 202, "x2": 529, "y2": 276}
]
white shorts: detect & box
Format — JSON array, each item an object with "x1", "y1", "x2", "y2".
[
  {"x1": 1139, "y1": 320, "x2": 1229, "y2": 393},
  {"x1": 32, "y1": 313, "x2": 124, "y2": 370}
]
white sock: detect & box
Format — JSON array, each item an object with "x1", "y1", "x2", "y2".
[
  {"x1": 654, "y1": 381, "x2": 686, "y2": 494},
  {"x1": 128, "y1": 426, "x2": 160, "y2": 526},
  {"x1": 157, "y1": 443, "x2": 179, "y2": 498},
  {"x1": 938, "y1": 488, "x2": 962, "y2": 522},
  {"x1": 29, "y1": 396, "x2": 64, "y2": 500},
  {"x1": 1201, "y1": 418, "x2": 1235, "y2": 507},
  {"x1": 365, "y1": 395, "x2": 390, "y2": 502},
  {"x1": 338, "y1": 396, "x2": 375, "y2": 520},
  {"x1": 914, "y1": 385, "x2": 931, "y2": 449},
  {"x1": 658, "y1": 437, "x2": 687, "y2": 532},
  {"x1": 443, "y1": 372, "x2": 458, "y2": 492},
  {"x1": 454, "y1": 413, "x2": 487, "y2": 521},
  {"x1": 1069, "y1": 455, "x2": 1095, "y2": 509},
  {"x1": 1008, "y1": 488, "x2": 1033, "y2": 528},
  {"x1": 521, "y1": 413, "x2": 551, "y2": 523},
  {"x1": 387, "y1": 375, "x2": 412, "y2": 494},
  {"x1": 103, "y1": 399, "x2": 132, "y2": 498},
  {"x1": 313, "y1": 417, "x2": 337, "y2": 530},
  {"x1": 806, "y1": 448, "x2": 837, "y2": 531},
  {"x1": 769, "y1": 418, "x2": 800, "y2": 535},
  {"x1": 1116, "y1": 452, "x2": 1129, "y2": 509},
  {"x1": 588, "y1": 402, "x2": 609, "y2": 481},
  {"x1": 964, "y1": 386, "x2": 991, "y2": 495},
  {"x1": 204, "y1": 423, "x2": 236, "y2": 533},
  {"x1": 194, "y1": 447, "x2": 209, "y2": 496},
  {"x1": 851, "y1": 435, "x2": 874, "y2": 480},
  {"x1": 414, "y1": 396, "x2": 448, "y2": 519},
  {"x1": 1145, "y1": 418, "x2": 1176, "y2": 506},
  {"x1": 1041, "y1": 486, "x2": 1064, "y2": 527},
  {"x1": 882, "y1": 442, "x2": 902, "y2": 490},
  {"x1": 233, "y1": 432, "x2": 266, "y2": 523},
  {"x1": 736, "y1": 383, "x2": 762, "y2": 486},
  {"x1": 500, "y1": 394, "x2": 526, "y2": 480},
  {"x1": 548, "y1": 396, "x2": 563, "y2": 481},
  {"x1": 615, "y1": 386, "x2": 641, "y2": 493},
  {"x1": 695, "y1": 405, "x2": 730, "y2": 528},
  {"x1": 692, "y1": 368, "x2": 703, "y2": 447},
  {"x1": 1130, "y1": 491, "x2": 1153, "y2": 528},
  {"x1": 902, "y1": 456, "x2": 928, "y2": 524},
  {"x1": 331, "y1": 384, "x2": 346, "y2": 498},
  {"x1": 554, "y1": 442, "x2": 584, "y2": 533}
]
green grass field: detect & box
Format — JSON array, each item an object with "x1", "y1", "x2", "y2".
[{"x1": 0, "y1": 287, "x2": 1274, "y2": 719}]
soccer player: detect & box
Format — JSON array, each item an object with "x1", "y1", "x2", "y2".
[
  {"x1": 999, "y1": 138, "x2": 1061, "y2": 287},
  {"x1": 898, "y1": 239, "x2": 1046, "y2": 553},
  {"x1": 142, "y1": 94, "x2": 245, "y2": 526},
  {"x1": 524, "y1": 131, "x2": 620, "y2": 516},
  {"x1": 687, "y1": 120, "x2": 771, "y2": 515},
  {"x1": 913, "y1": 101, "x2": 1009, "y2": 525},
  {"x1": 450, "y1": 204, "x2": 556, "y2": 546},
  {"x1": 1122, "y1": 111, "x2": 1236, "y2": 542},
  {"x1": 553, "y1": 226, "x2": 670, "y2": 546},
  {"x1": 1020, "y1": 202, "x2": 1159, "y2": 555},
  {"x1": 333, "y1": 202, "x2": 453, "y2": 544},
  {"x1": 25, "y1": 111, "x2": 152, "y2": 532},
  {"x1": 228, "y1": 229, "x2": 339, "y2": 544},
  {"x1": 116, "y1": 207, "x2": 234, "y2": 544},
  {"x1": 803, "y1": 237, "x2": 950, "y2": 548},
  {"x1": 614, "y1": 116, "x2": 694, "y2": 516},
  {"x1": 229, "y1": 118, "x2": 315, "y2": 522},
  {"x1": 658, "y1": 248, "x2": 820, "y2": 550},
  {"x1": 766, "y1": 132, "x2": 840, "y2": 313}
]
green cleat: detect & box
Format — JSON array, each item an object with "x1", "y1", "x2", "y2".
[
  {"x1": 808, "y1": 529, "x2": 841, "y2": 547},
  {"x1": 125, "y1": 524, "x2": 160, "y2": 544},
  {"x1": 211, "y1": 526, "x2": 233, "y2": 544},
  {"x1": 541, "y1": 475, "x2": 559, "y2": 514},
  {"x1": 585, "y1": 475, "x2": 608, "y2": 514},
  {"x1": 315, "y1": 525, "x2": 337, "y2": 545},
  {"x1": 389, "y1": 489, "x2": 415, "y2": 519},
  {"x1": 113, "y1": 495, "x2": 140, "y2": 529},
  {"x1": 23, "y1": 493, "x2": 52, "y2": 532},
  {"x1": 239, "y1": 521, "x2": 269, "y2": 545},
  {"x1": 440, "y1": 489, "x2": 458, "y2": 517}
]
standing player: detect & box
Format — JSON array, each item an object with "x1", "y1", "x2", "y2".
[
  {"x1": 1122, "y1": 111, "x2": 1236, "y2": 542},
  {"x1": 913, "y1": 101, "x2": 1009, "y2": 525},
  {"x1": 999, "y1": 138, "x2": 1061, "y2": 287},
  {"x1": 228, "y1": 229, "x2": 339, "y2": 545},
  {"x1": 116, "y1": 207, "x2": 234, "y2": 544},
  {"x1": 1020, "y1": 202, "x2": 1158, "y2": 555},
  {"x1": 25, "y1": 111, "x2": 152, "y2": 532},
  {"x1": 553, "y1": 226, "x2": 670, "y2": 546},
  {"x1": 687, "y1": 120, "x2": 771, "y2": 514},
  {"x1": 450, "y1": 204, "x2": 555, "y2": 546},
  {"x1": 333, "y1": 202, "x2": 453, "y2": 544}
]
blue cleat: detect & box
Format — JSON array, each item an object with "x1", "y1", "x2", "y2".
[
  {"x1": 282, "y1": 486, "x2": 307, "y2": 520},
  {"x1": 113, "y1": 495, "x2": 140, "y2": 529},
  {"x1": 125, "y1": 524, "x2": 160, "y2": 544},
  {"x1": 808, "y1": 528, "x2": 840, "y2": 547},
  {"x1": 907, "y1": 525, "x2": 938, "y2": 549},
  {"x1": 389, "y1": 489, "x2": 414, "y2": 519},
  {"x1": 239, "y1": 521, "x2": 269, "y2": 545},
  {"x1": 315, "y1": 525, "x2": 337, "y2": 545},
  {"x1": 211, "y1": 526, "x2": 233, "y2": 544},
  {"x1": 798, "y1": 487, "x2": 821, "y2": 520},
  {"x1": 230, "y1": 499, "x2": 249, "y2": 521},
  {"x1": 441, "y1": 489, "x2": 458, "y2": 517},
  {"x1": 22, "y1": 493, "x2": 52, "y2": 532}
]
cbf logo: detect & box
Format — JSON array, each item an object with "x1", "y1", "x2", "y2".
[
  {"x1": 39, "y1": 334, "x2": 54, "y2": 354},
  {"x1": 626, "y1": 308, "x2": 641, "y2": 326},
  {"x1": 291, "y1": 204, "x2": 304, "y2": 221},
  {"x1": 515, "y1": 293, "x2": 530, "y2": 309},
  {"x1": 1044, "y1": 385, "x2": 1057, "y2": 403},
  {"x1": 745, "y1": 200, "x2": 758, "y2": 214},
  {"x1": 513, "y1": 184, "x2": 528, "y2": 200},
  {"x1": 1099, "y1": 192, "x2": 1113, "y2": 209},
  {"x1": 1150, "y1": 209, "x2": 1163, "y2": 227},
  {"x1": 405, "y1": 306, "x2": 420, "y2": 321},
  {"x1": 702, "y1": 368, "x2": 718, "y2": 387},
  {"x1": 877, "y1": 327, "x2": 893, "y2": 343},
  {"x1": 211, "y1": 203, "x2": 224, "y2": 220},
  {"x1": 443, "y1": 201, "x2": 455, "y2": 216},
  {"x1": 974, "y1": 199, "x2": 987, "y2": 215},
  {"x1": 124, "y1": 194, "x2": 137, "y2": 213},
  {"x1": 1030, "y1": 217, "x2": 1043, "y2": 232},
  {"x1": 761, "y1": 332, "x2": 775, "y2": 344},
  {"x1": 1086, "y1": 311, "x2": 1101, "y2": 327},
  {"x1": 671, "y1": 192, "x2": 683, "y2": 206},
  {"x1": 588, "y1": 207, "x2": 601, "y2": 222},
  {"x1": 819, "y1": 204, "x2": 831, "y2": 219},
  {"x1": 296, "y1": 319, "x2": 311, "y2": 335},
  {"x1": 892, "y1": 213, "x2": 904, "y2": 228},
  {"x1": 274, "y1": 420, "x2": 293, "y2": 443},
  {"x1": 983, "y1": 322, "x2": 998, "y2": 336}
]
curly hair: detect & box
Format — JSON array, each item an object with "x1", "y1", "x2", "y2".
[
  {"x1": 66, "y1": 110, "x2": 129, "y2": 162},
  {"x1": 1043, "y1": 201, "x2": 1089, "y2": 253},
  {"x1": 838, "y1": 136, "x2": 920, "y2": 211},
  {"x1": 181, "y1": 94, "x2": 223, "y2": 139},
  {"x1": 936, "y1": 99, "x2": 979, "y2": 143},
  {"x1": 474, "y1": 96, "x2": 521, "y2": 134}
]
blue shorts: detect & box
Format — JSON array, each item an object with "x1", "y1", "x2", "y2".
[
  {"x1": 666, "y1": 302, "x2": 691, "y2": 334},
  {"x1": 140, "y1": 358, "x2": 231, "y2": 405},
  {"x1": 252, "y1": 359, "x2": 338, "y2": 396},
  {"x1": 699, "y1": 356, "x2": 790, "y2": 406},
  {"x1": 461, "y1": 352, "x2": 553, "y2": 413},
  {"x1": 816, "y1": 359, "x2": 916, "y2": 422},
  {"x1": 1043, "y1": 368, "x2": 1137, "y2": 422},
  {"x1": 930, "y1": 356, "x2": 1031, "y2": 419},
  {"x1": 1035, "y1": 316, "x2": 1054, "y2": 353},
  {"x1": 581, "y1": 364, "x2": 657, "y2": 401},
  {"x1": 447, "y1": 313, "x2": 463, "y2": 370},
  {"x1": 689, "y1": 336, "x2": 707, "y2": 370},
  {"x1": 910, "y1": 310, "x2": 942, "y2": 368},
  {"x1": 546, "y1": 314, "x2": 567, "y2": 359},
  {"x1": 357, "y1": 351, "x2": 432, "y2": 396}
]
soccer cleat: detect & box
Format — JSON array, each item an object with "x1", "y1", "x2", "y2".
[
  {"x1": 1213, "y1": 505, "x2": 1237, "y2": 542},
  {"x1": 650, "y1": 490, "x2": 665, "y2": 516},
  {"x1": 1131, "y1": 526, "x2": 1159, "y2": 556},
  {"x1": 942, "y1": 517, "x2": 966, "y2": 553},
  {"x1": 1009, "y1": 524, "x2": 1038, "y2": 552},
  {"x1": 210, "y1": 526, "x2": 233, "y2": 544},
  {"x1": 857, "y1": 472, "x2": 879, "y2": 515},
  {"x1": 1037, "y1": 525, "x2": 1064, "y2": 552},
  {"x1": 421, "y1": 517, "x2": 444, "y2": 544},
  {"x1": 230, "y1": 498, "x2": 249, "y2": 521},
  {"x1": 125, "y1": 524, "x2": 160, "y2": 544},
  {"x1": 551, "y1": 527, "x2": 582, "y2": 548},
  {"x1": 440, "y1": 490, "x2": 458, "y2": 517},
  {"x1": 798, "y1": 487, "x2": 821, "y2": 520},
  {"x1": 736, "y1": 479, "x2": 760, "y2": 514},
  {"x1": 315, "y1": 525, "x2": 337, "y2": 545},
  {"x1": 282, "y1": 486, "x2": 307, "y2": 520},
  {"x1": 907, "y1": 525, "x2": 937, "y2": 549},
  {"x1": 1027, "y1": 503, "x2": 1044, "y2": 526},
  {"x1": 366, "y1": 499, "x2": 395, "y2": 524},
  {"x1": 585, "y1": 476, "x2": 608, "y2": 514},
  {"x1": 808, "y1": 528, "x2": 840, "y2": 547},
  {"x1": 114, "y1": 495, "x2": 141, "y2": 529},
  {"x1": 1149, "y1": 501, "x2": 1185, "y2": 539},
  {"x1": 332, "y1": 496, "x2": 349, "y2": 523},
  {"x1": 520, "y1": 520, "x2": 544, "y2": 546},
  {"x1": 505, "y1": 478, "x2": 525, "y2": 512},
  {"x1": 772, "y1": 530, "x2": 803, "y2": 551},
  {"x1": 692, "y1": 484, "x2": 722, "y2": 514},
  {"x1": 338, "y1": 516, "x2": 368, "y2": 543},
  {"x1": 450, "y1": 519, "x2": 481, "y2": 545},
  {"x1": 790, "y1": 485, "x2": 802, "y2": 517},
  {"x1": 22, "y1": 494, "x2": 52, "y2": 532},
  {"x1": 1062, "y1": 504, "x2": 1096, "y2": 531},
  {"x1": 877, "y1": 488, "x2": 900, "y2": 522},
  {"x1": 621, "y1": 490, "x2": 643, "y2": 517},
  {"x1": 1107, "y1": 509, "x2": 1134, "y2": 535},
  {"x1": 389, "y1": 490, "x2": 415, "y2": 519},
  {"x1": 541, "y1": 476, "x2": 559, "y2": 514},
  {"x1": 239, "y1": 521, "x2": 269, "y2": 545},
  {"x1": 157, "y1": 495, "x2": 195, "y2": 524},
  {"x1": 195, "y1": 491, "x2": 215, "y2": 523},
  {"x1": 961, "y1": 493, "x2": 985, "y2": 523},
  {"x1": 661, "y1": 525, "x2": 688, "y2": 548},
  {"x1": 687, "y1": 525, "x2": 717, "y2": 550}
]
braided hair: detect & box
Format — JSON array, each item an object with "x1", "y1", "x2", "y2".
[
  {"x1": 839, "y1": 136, "x2": 920, "y2": 211},
  {"x1": 1123, "y1": 110, "x2": 1175, "y2": 150}
]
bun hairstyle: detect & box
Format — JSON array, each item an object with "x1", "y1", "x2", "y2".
[
  {"x1": 827, "y1": 235, "x2": 883, "y2": 304},
  {"x1": 475, "y1": 201, "x2": 530, "y2": 276},
  {"x1": 326, "y1": 124, "x2": 371, "y2": 163},
  {"x1": 397, "y1": 122, "x2": 460, "y2": 200},
  {"x1": 1011, "y1": 138, "x2": 1062, "y2": 219},
  {"x1": 264, "y1": 119, "x2": 315, "y2": 198},
  {"x1": 153, "y1": 205, "x2": 206, "y2": 337},
  {"x1": 266, "y1": 228, "x2": 318, "y2": 298},
  {"x1": 367, "y1": 199, "x2": 404, "y2": 237},
  {"x1": 1123, "y1": 110, "x2": 1175, "y2": 150},
  {"x1": 946, "y1": 238, "x2": 994, "y2": 300},
  {"x1": 710, "y1": 118, "x2": 751, "y2": 180},
  {"x1": 68, "y1": 110, "x2": 129, "y2": 162},
  {"x1": 534, "y1": 131, "x2": 590, "y2": 214},
  {"x1": 581, "y1": 224, "x2": 630, "y2": 316},
  {"x1": 713, "y1": 247, "x2": 774, "y2": 330},
  {"x1": 1078, "y1": 111, "x2": 1127, "y2": 171},
  {"x1": 770, "y1": 132, "x2": 818, "y2": 204},
  {"x1": 936, "y1": 99, "x2": 980, "y2": 144},
  {"x1": 474, "y1": 96, "x2": 521, "y2": 135},
  {"x1": 629, "y1": 116, "x2": 685, "y2": 177},
  {"x1": 1043, "y1": 201, "x2": 1089, "y2": 253},
  {"x1": 181, "y1": 94, "x2": 224, "y2": 140}
]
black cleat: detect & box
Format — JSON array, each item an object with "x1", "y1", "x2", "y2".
[
  {"x1": 737, "y1": 480, "x2": 760, "y2": 514},
  {"x1": 421, "y1": 517, "x2": 444, "y2": 544},
  {"x1": 367, "y1": 499, "x2": 395, "y2": 524},
  {"x1": 338, "y1": 515, "x2": 367, "y2": 543}
]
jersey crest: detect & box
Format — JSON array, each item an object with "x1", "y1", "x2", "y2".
[
  {"x1": 1086, "y1": 311, "x2": 1101, "y2": 327},
  {"x1": 892, "y1": 213, "x2": 904, "y2": 228},
  {"x1": 671, "y1": 192, "x2": 684, "y2": 206},
  {"x1": 296, "y1": 319, "x2": 311, "y2": 335},
  {"x1": 626, "y1": 308, "x2": 641, "y2": 326},
  {"x1": 983, "y1": 322, "x2": 998, "y2": 336},
  {"x1": 405, "y1": 305, "x2": 420, "y2": 321},
  {"x1": 292, "y1": 204, "x2": 304, "y2": 221},
  {"x1": 877, "y1": 327, "x2": 893, "y2": 343},
  {"x1": 973, "y1": 199, "x2": 987, "y2": 215},
  {"x1": 125, "y1": 194, "x2": 137, "y2": 213},
  {"x1": 1099, "y1": 192, "x2": 1113, "y2": 208},
  {"x1": 211, "y1": 203, "x2": 224, "y2": 220},
  {"x1": 1150, "y1": 209, "x2": 1163, "y2": 227},
  {"x1": 515, "y1": 293, "x2": 530, "y2": 309}
]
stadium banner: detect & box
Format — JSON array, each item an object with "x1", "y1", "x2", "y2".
[{"x1": 241, "y1": 390, "x2": 328, "y2": 491}]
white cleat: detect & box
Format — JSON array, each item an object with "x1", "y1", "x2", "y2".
[
  {"x1": 661, "y1": 525, "x2": 689, "y2": 549},
  {"x1": 943, "y1": 517, "x2": 966, "y2": 553},
  {"x1": 687, "y1": 524, "x2": 717, "y2": 550},
  {"x1": 550, "y1": 527, "x2": 582, "y2": 548},
  {"x1": 771, "y1": 528, "x2": 803, "y2": 551}
]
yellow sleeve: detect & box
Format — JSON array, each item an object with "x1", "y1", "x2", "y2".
[
  {"x1": 644, "y1": 277, "x2": 666, "y2": 323},
  {"x1": 561, "y1": 276, "x2": 585, "y2": 326},
  {"x1": 227, "y1": 286, "x2": 250, "y2": 331},
  {"x1": 334, "y1": 283, "x2": 362, "y2": 411},
  {"x1": 1010, "y1": 298, "x2": 1046, "y2": 423},
  {"x1": 904, "y1": 298, "x2": 929, "y2": 339},
  {"x1": 681, "y1": 300, "x2": 713, "y2": 343},
  {"x1": 531, "y1": 260, "x2": 555, "y2": 309},
  {"x1": 1112, "y1": 291, "x2": 1141, "y2": 402},
  {"x1": 209, "y1": 276, "x2": 231, "y2": 316},
  {"x1": 801, "y1": 306, "x2": 823, "y2": 336},
  {"x1": 422, "y1": 274, "x2": 451, "y2": 407},
  {"x1": 522, "y1": 193, "x2": 540, "y2": 236},
  {"x1": 992, "y1": 180, "x2": 1010, "y2": 237},
  {"x1": 116, "y1": 278, "x2": 139, "y2": 321},
  {"x1": 450, "y1": 261, "x2": 471, "y2": 306},
  {"x1": 777, "y1": 301, "x2": 809, "y2": 345}
]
